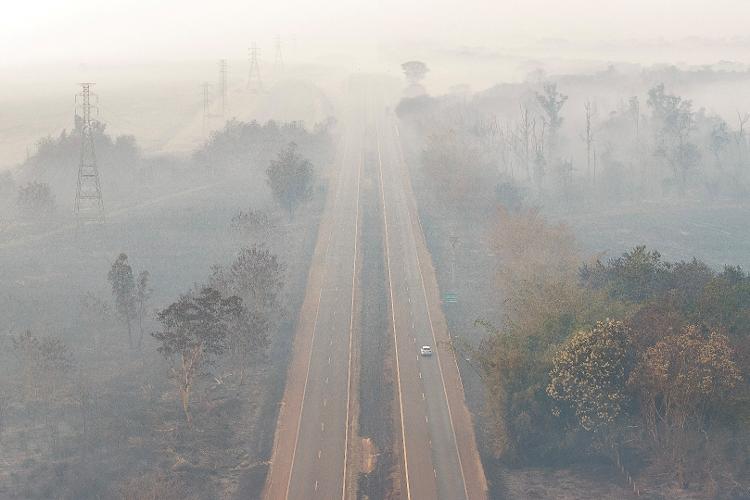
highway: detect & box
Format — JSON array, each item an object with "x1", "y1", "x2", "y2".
[
  {"x1": 263, "y1": 91, "x2": 364, "y2": 500},
  {"x1": 264, "y1": 81, "x2": 486, "y2": 500}
]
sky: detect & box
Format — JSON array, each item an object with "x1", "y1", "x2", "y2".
[{"x1": 3, "y1": 0, "x2": 750, "y2": 67}]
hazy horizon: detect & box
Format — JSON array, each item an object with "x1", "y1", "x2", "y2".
[{"x1": 4, "y1": 0, "x2": 750, "y2": 67}]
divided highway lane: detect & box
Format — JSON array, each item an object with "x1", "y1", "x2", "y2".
[
  {"x1": 264, "y1": 101, "x2": 364, "y2": 500},
  {"x1": 373, "y1": 93, "x2": 488, "y2": 500}
]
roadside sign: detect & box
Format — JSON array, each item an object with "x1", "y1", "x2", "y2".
[{"x1": 444, "y1": 292, "x2": 457, "y2": 303}]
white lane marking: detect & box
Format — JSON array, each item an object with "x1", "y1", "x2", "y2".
[
  {"x1": 422, "y1": 393, "x2": 425, "y2": 400},
  {"x1": 328, "y1": 356, "x2": 331, "y2": 365},
  {"x1": 425, "y1": 416, "x2": 429, "y2": 423},
  {"x1": 395, "y1": 115, "x2": 470, "y2": 500},
  {"x1": 318, "y1": 450, "x2": 322, "y2": 459},
  {"x1": 342, "y1": 152, "x2": 362, "y2": 500},
  {"x1": 434, "y1": 469, "x2": 437, "y2": 478},
  {"x1": 323, "y1": 399, "x2": 327, "y2": 407},
  {"x1": 376, "y1": 116, "x2": 412, "y2": 500},
  {"x1": 419, "y1": 372, "x2": 422, "y2": 379},
  {"x1": 282, "y1": 130, "x2": 352, "y2": 500},
  {"x1": 325, "y1": 377, "x2": 329, "y2": 384},
  {"x1": 285, "y1": 287, "x2": 325, "y2": 500}
]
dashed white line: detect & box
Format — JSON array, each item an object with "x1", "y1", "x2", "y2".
[
  {"x1": 284, "y1": 287, "x2": 325, "y2": 500},
  {"x1": 376, "y1": 115, "x2": 412, "y2": 500}
]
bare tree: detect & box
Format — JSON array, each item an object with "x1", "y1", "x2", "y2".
[{"x1": 582, "y1": 101, "x2": 597, "y2": 184}]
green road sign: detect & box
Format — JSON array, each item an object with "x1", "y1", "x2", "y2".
[{"x1": 444, "y1": 292, "x2": 457, "y2": 303}]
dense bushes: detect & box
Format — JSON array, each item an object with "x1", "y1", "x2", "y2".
[{"x1": 477, "y1": 210, "x2": 750, "y2": 493}]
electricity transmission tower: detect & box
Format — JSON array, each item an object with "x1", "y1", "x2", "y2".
[
  {"x1": 218, "y1": 59, "x2": 228, "y2": 116},
  {"x1": 246, "y1": 43, "x2": 263, "y2": 93},
  {"x1": 74, "y1": 83, "x2": 105, "y2": 223},
  {"x1": 274, "y1": 35, "x2": 284, "y2": 75}
]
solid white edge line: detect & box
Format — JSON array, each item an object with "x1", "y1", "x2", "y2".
[{"x1": 392, "y1": 119, "x2": 470, "y2": 500}]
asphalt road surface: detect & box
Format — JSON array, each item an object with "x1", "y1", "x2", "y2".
[{"x1": 264, "y1": 81, "x2": 486, "y2": 500}]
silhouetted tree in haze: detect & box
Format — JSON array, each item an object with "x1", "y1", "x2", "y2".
[
  {"x1": 17, "y1": 181, "x2": 55, "y2": 218},
  {"x1": 266, "y1": 142, "x2": 314, "y2": 219},
  {"x1": 108, "y1": 254, "x2": 137, "y2": 349},
  {"x1": 152, "y1": 287, "x2": 245, "y2": 425}
]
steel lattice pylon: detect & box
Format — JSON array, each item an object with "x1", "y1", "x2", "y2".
[
  {"x1": 246, "y1": 43, "x2": 263, "y2": 93},
  {"x1": 74, "y1": 83, "x2": 105, "y2": 223}
]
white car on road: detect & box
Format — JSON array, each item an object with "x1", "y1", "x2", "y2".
[{"x1": 420, "y1": 345, "x2": 433, "y2": 356}]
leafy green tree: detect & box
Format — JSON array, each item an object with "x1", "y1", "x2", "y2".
[
  {"x1": 266, "y1": 142, "x2": 314, "y2": 219},
  {"x1": 580, "y1": 246, "x2": 673, "y2": 302},
  {"x1": 108, "y1": 253, "x2": 137, "y2": 348},
  {"x1": 152, "y1": 287, "x2": 245, "y2": 424},
  {"x1": 547, "y1": 319, "x2": 634, "y2": 433}
]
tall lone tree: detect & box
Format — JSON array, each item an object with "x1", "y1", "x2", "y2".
[
  {"x1": 108, "y1": 253, "x2": 137, "y2": 349},
  {"x1": 401, "y1": 61, "x2": 429, "y2": 85},
  {"x1": 152, "y1": 287, "x2": 245, "y2": 424},
  {"x1": 266, "y1": 142, "x2": 314, "y2": 219},
  {"x1": 536, "y1": 83, "x2": 568, "y2": 164}
]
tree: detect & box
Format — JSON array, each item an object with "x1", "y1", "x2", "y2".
[
  {"x1": 709, "y1": 120, "x2": 730, "y2": 171},
  {"x1": 12, "y1": 330, "x2": 74, "y2": 402},
  {"x1": 631, "y1": 325, "x2": 741, "y2": 486},
  {"x1": 17, "y1": 181, "x2": 55, "y2": 218},
  {"x1": 582, "y1": 101, "x2": 597, "y2": 184},
  {"x1": 208, "y1": 245, "x2": 284, "y2": 382},
  {"x1": 647, "y1": 84, "x2": 699, "y2": 190},
  {"x1": 535, "y1": 83, "x2": 568, "y2": 163},
  {"x1": 108, "y1": 253, "x2": 137, "y2": 349},
  {"x1": 266, "y1": 142, "x2": 314, "y2": 219},
  {"x1": 152, "y1": 287, "x2": 245, "y2": 424},
  {"x1": 135, "y1": 270, "x2": 152, "y2": 349},
  {"x1": 230, "y1": 208, "x2": 275, "y2": 237},
  {"x1": 401, "y1": 61, "x2": 429, "y2": 85},
  {"x1": 547, "y1": 319, "x2": 633, "y2": 433}
]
